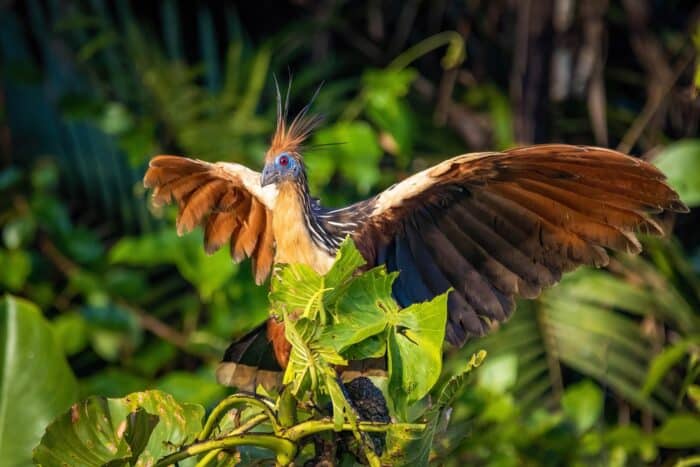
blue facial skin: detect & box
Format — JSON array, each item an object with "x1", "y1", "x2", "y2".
[{"x1": 261, "y1": 152, "x2": 300, "y2": 187}]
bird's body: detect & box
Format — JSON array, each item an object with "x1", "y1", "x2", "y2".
[{"x1": 144, "y1": 98, "x2": 687, "y2": 390}]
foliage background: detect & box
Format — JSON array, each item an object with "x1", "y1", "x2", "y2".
[{"x1": 1, "y1": 0, "x2": 699, "y2": 465}]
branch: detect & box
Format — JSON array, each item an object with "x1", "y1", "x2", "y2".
[
  {"x1": 617, "y1": 48, "x2": 695, "y2": 154},
  {"x1": 154, "y1": 433, "x2": 297, "y2": 467},
  {"x1": 282, "y1": 419, "x2": 425, "y2": 441},
  {"x1": 198, "y1": 394, "x2": 279, "y2": 441}
]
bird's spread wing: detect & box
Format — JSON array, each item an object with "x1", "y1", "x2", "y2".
[
  {"x1": 352, "y1": 144, "x2": 687, "y2": 346},
  {"x1": 144, "y1": 156, "x2": 277, "y2": 284}
]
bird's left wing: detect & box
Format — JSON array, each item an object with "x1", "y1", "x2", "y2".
[
  {"x1": 144, "y1": 156, "x2": 277, "y2": 284},
  {"x1": 352, "y1": 144, "x2": 687, "y2": 346}
]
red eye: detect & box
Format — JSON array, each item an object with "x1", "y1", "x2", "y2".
[{"x1": 278, "y1": 155, "x2": 289, "y2": 166}]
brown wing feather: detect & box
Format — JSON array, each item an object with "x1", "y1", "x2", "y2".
[
  {"x1": 354, "y1": 144, "x2": 687, "y2": 346},
  {"x1": 144, "y1": 155, "x2": 277, "y2": 284}
]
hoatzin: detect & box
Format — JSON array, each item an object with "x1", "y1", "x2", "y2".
[{"x1": 143, "y1": 99, "x2": 687, "y2": 390}]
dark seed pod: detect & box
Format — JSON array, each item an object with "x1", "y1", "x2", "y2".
[{"x1": 342, "y1": 377, "x2": 391, "y2": 456}]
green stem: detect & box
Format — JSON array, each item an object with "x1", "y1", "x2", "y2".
[
  {"x1": 194, "y1": 448, "x2": 222, "y2": 467},
  {"x1": 155, "y1": 434, "x2": 297, "y2": 467},
  {"x1": 675, "y1": 456, "x2": 700, "y2": 467},
  {"x1": 388, "y1": 31, "x2": 465, "y2": 70},
  {"x1": 194, "y1": 413, "x2": 269, "y2": 467},
  {"x1": 277, "y1": 385, "x2": 298, "y2": 427},
  {"x1": 197, "y1": 394, "x2": 279, "y2": 441},
  {"x1": 235, "y1": 412, "x2": 271, "y2": 433},
  {"x1": 283, "y1": 419, "x2": 425, "y2": 441}
]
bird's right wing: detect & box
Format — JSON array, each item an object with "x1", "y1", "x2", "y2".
[
  {"x1": 144, "y1": 155, "x2": 278, "y2": 284},
  {"x1": 352, "y1": 145, "x2": 687, "y2": 346}
]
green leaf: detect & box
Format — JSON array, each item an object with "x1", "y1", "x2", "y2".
[
  {"x1": 323, "y1": 237, "x2": 367, "y2": 293},
  {"x1": 110, "y1": 230, "x2": 236, "y2": 300},
  {"x1": 477, "y1": 353, "x2": 518, "y2": 394},
  {"x1": 384, "y1": 352, "x2": 485, "y2": 466},
  {"x1": 642, "y1": 339, "x2": 694, "y2": 395},
  {"x1": 34, "y1": 390, "x2": 205, "y2": 466},
  {"x1": 341, "y1": 334, "x2": 387, "y2": 360},
  {"x1": 561, "y1": 380, "x2": 604, "y2": 433},
  {"x1": 52, "y1": 311, "x2": 89, "y2": 356},
  {"x1": 123, "y1": 409, "x2": 160, "y2": 464},
  {"x1": 271, "y1": 238, "x2": 368, "y2": 324},
  {"x1": 270, "y1": 262, "x2": 326, "y2": 319},
  {"x1": 605, "y1": 425, "x2": 657, "y2": 462},
  {"x1": 321, "y1": 268, "x2": 394, "y2": 351},
  {"x1": 80, "y1": 368, "x2": 150, "y2": 399},
  {"x1": 688, "y1": 384, "x2": 700, "y2": 411},
  {"x1": 654, "y1": 414, "x2": 700, "y2": 448},
  {"x1": 654, "y1": 139, "x2": 700, "y2": 207},
  {"x1": 382, "y1": 423, "x2": 430, "y2": 466},
  {"x1": 0, "y1": 249, "x2": 31, "y2": 291},
  {"x1": 388, "y1": 292, "x2": 449, "y2": 409},
  {"x1": 155, "y1": 371, "x2": 227, "y2": 407},
  {"x1": 35, "y1": 397, "x2": 132, "y2": 466},
  {"x1": 309, "y1": 122, "x2": 382, "y2": 193},
  {"x1": 436, "y1": 350, "x2": 487, "y2": 409},
  {"x1": 283, "y1": 318, "x2": 347, "y2": 395},
  {"x1": 0, "y1": 295, "x2": 78, "y2": 465}
]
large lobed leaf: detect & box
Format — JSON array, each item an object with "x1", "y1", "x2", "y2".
[
  {"x1": 33, "y1": 390, "x2": 204, "y2": 466},
  {"x1": 0, "y1": 295, "x2": 78, "y2": 465},
  {"x1": 272, "y1": 238, "x2": 451, "y2": 427},
  {"x1": 388, "y1": 292, "x2": 449, "y2": 410},
  {"x1": 382, "y1": 351, "x2": 486, "y2": 465}
]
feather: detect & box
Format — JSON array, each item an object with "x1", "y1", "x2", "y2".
[
  {"x1": 143, "y1": 155, "x2": 278, "y2": 283},
  {"x1": 204, "y1": 212, "x2": 239, "y2": 255},
  {"x1": 393, "y1": 234, "x2": 434, "y2": 304},
  {"x1": 252, "y1": 210, "x2": 275, "y2": 285},
  {"x1": 490, "y1": 183, "x2": 642, "y2": 254},
  {"x1": 177, "y1": 180, "x2": 228, "y2": 235},
  {"x1": 405, "y1": 215, "x2": 487, "y2": 337},
  {"x1": 420, "y1": 208, "x2": 508, "y2": 322},
  {"x1": 356, "y1": 144, "x2": 684, "y2": 346}
]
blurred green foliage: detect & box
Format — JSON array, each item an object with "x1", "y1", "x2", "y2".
[{"x1": 1, "y1": 0, "x2": 700, "y2": 465}]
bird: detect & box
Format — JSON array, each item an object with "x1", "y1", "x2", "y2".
[{"x1": 143, "y1": 93, "x2": 687, "y2": 390}]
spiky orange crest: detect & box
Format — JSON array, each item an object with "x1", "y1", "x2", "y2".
[{"x1": 264, "y1": 83, "x2": 323, "y2": 162}]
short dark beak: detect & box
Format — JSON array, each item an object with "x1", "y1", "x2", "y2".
[{"x1": 260, "y1": 164, "x2": 279, "y2": 187}]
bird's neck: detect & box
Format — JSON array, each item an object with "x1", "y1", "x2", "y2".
[{"x1": 272, "y1": 181, "x2": 336, "y2": 274}]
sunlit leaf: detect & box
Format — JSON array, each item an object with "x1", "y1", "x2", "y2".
[
  {"x1": 0, "y1": 296, "x2": 78, "y2": 465},
  {"x1": 0, "y1": 249, "x2": 31, "y2": 291},
  {"x1": 477, "y1": 354, "x2": 518, "y2": 394},
  {"x1": 321, "y1": 268, "x2": 394, "y2": 351},
  {"x1": 383, "y1": 351, "x2": 486, "y2": 465},
  {"x1": 654, "y1": 414, "x2": 700, "y2": 448},
  {"x1": 654, "y1": 140, "x2": 700, "y2": 207},
  {"x1": 310, "y1": 121, "x2": 382, "y2": 194},
  {"x1": 388, "y1": 292, "x2": 448, "y2": 409},
  {"x1": 561, "y1": 380, "x2": 604, "y2": 433},
  {"x1": 34, "y1": 390, "x2": 204, "y2": 466},
  {"x1": 156, "y1": 371, "x2": 227, "y2": 408},
  {"x1": 110, "y1": 230, "x2": 236, "y2": 300},
  {"x1": 642, "y1": 339, "x2": 694, "y2": 395},
  {"x1": 52, "y1": 310, "x2": 89, "y2": 356}
]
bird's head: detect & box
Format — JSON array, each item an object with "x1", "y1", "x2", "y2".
[
  {"x1": 261, "y1": 81, "x2": 323, "y2": 188},
  {"x1": 261, "y1": 151, "x2": 303, "y2": 187}
]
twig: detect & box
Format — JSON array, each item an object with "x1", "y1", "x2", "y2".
[
  {"x1": 282, "y1": 419, "x2": 425, "y2": 441},
  {"x1": 154, "y1": 433, "x2": 297, "y2": 467},
  {"x1": 388, "y1": 30, "x2": 465, "y2": 71},
  {"x1": 198, "y1": 394, "x2": 279, "y2": 441},
  {"x1": 121, "y1": 301, "x2": 191, "y2": 350},
  {"x1": 39, "y1": 234, "x2": 194, "y2": 352},
  {"x1": 617, "y1": 49, "x2": 695, "y2": 154}
]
